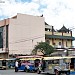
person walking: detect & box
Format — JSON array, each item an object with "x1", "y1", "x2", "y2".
[
  {"x1": 41, "y1": 59, "x2": 46, "y2": 72},
  {"x1": 37, "y1": 62, "x2": 42, "y2": 74},
  {"x1": 15, "y1": 60, "x2": 18, "y2": 72}
]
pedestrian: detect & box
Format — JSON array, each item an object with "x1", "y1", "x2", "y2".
[
  {"x1": 18, "y1": 60, "x2": 21, "y2": 68},
  {"x1": 15, "y1": 60, "x2": 18, "y2": 72},
  {"x1": 38, "y1": 62, "x2": 42, "y2": 74},
  {"x1": 41, "y1": 59, "x2": 46, "y2": 72}
]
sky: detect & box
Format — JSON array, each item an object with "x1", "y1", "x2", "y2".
[{"x1": 0, "y1": 0, "x2": 75, "y2": 45}]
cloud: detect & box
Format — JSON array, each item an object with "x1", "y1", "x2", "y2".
[
  {"x1": 0, "y1": 0, "x2": 41, "y2": 18},
  {"x1": 40, "y1": 0, "x2": 75, "y2": 28},
  {"x1": 0, "y1": 0, "x2": 75, "y2": 30},
  {"x1": 0, "y1": 0, "x2": 75, "y2": 45}
]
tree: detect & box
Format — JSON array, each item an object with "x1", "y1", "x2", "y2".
[{"x1": 32, "y1": 42, "x2": 54, "y2": 55}]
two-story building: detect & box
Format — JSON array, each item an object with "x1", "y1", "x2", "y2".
[{"x1": 45, "y1": 23, "x2": 75, "y2": 56}]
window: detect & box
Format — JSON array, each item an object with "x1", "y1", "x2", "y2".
[
  {"x1": 53, "y1": 42, "x2": 55, "y2": 45},
  {"x1": 66, "y1": 41, "x2": 67, "y2": 47},
  {"x1": 59, "y1": 42, "x2": 61, "y2": 45}
]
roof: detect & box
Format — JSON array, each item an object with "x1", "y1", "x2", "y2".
[
  {"x1": 45, "y1": 22, "x2": 49, "y2": 25},
  {"x1": 11, "y1": 15, "x2": 17, "y2": 19},
  {"x1": 45, "y1": 24, "x2": 52, "y2": 29},
  {"x1": 45, "y1": 34, "x2": 75, "y2": 40},
  {"x1": 45, "y1": 22, "x2": 56, "y2": 31},
  {"x1": 6, "y1": 58, "x2": 16, "y2": 60},
  {"x1": 16, "y1": 55, "x2": 43, "y2": 58},
  {"x1": 58, "y1": 25, "x2": 69, "y2": 32},
  {"x1": 44, "y1": 56, "x2": 73, "y2": 60}
]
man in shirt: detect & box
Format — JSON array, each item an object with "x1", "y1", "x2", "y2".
[{"x1": 15, "y1": 60, "x2": 18, "y2": 72}]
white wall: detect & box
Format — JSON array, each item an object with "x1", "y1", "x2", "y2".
[{"x1": 9, "y1": 14, "x2": 45, "y2": 55}]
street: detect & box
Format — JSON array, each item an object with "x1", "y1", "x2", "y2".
[
  {"x1": 0, "y1": 67, "x2": 74, "y2": 75},
  {"x1": 0, "y1": 69, "x2": 43, "y2": 75}
]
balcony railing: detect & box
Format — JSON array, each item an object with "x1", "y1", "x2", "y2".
[
  {"x1": 54, "y1": 45, "x2": 64, "y2": 48},
  {"x1": 54, "y1": 45, "x2": 74, "y2": 49},
  {"x1": 45, "y1": 31, "x2": 71, "y2": 36}
]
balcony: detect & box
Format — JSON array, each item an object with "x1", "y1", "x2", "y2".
[
  {"x1": 54, "y1": 45, "x2": 72, "y2": 48},
  {"x1": 45, "y1": 31, "x2": 71, "y2": 36},
  {"x1": 54, "y1": 45, "x2": 64, "y2": 48}
]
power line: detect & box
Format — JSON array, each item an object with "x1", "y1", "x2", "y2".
[
  {"x1": 9, "y1": 35, "x2": 45, "y2": 44},
  {"x1": 13, "y1": 34, "x2": 45, "y2": 42}
]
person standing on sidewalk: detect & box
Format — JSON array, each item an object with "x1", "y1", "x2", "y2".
[{"x1": 15, "y1": 60, "x2": 18, "y2": 72}]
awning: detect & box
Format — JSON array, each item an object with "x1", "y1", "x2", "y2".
[
  {"x1": 20, "y1": 58, "x2": 42, "y2": 60},
  {"x1": 45, "y1": 34, "x2": 75, "y2": 40},
  {"x1": 43, "y1": 56, "x2": 73, "y2": 60}
]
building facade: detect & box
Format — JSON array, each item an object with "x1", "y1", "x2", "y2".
[
  {"x1": 0, "y1": 19, "x2": 9, "y2": 58},
  {"x1": 0, "y1": 13, "x2": 45, "y2": 58},
  {"x1": 0, "y1": 13, "x2": 75, "y2": 58},
  {"x1": 45, "y1": 23, "x2": 75, "y2": 56}
]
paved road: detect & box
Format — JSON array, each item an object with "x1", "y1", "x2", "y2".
[
  {"x1": 1, "y1": 69, "x2": 74, "y2": 75},
  {"x1": 0, "y1": 69, "x2": 43, "y2": 75}
]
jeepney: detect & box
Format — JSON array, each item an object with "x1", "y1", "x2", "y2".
[{"x1": 37, "y1": 56, "x2": 71, "y2": 75}]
